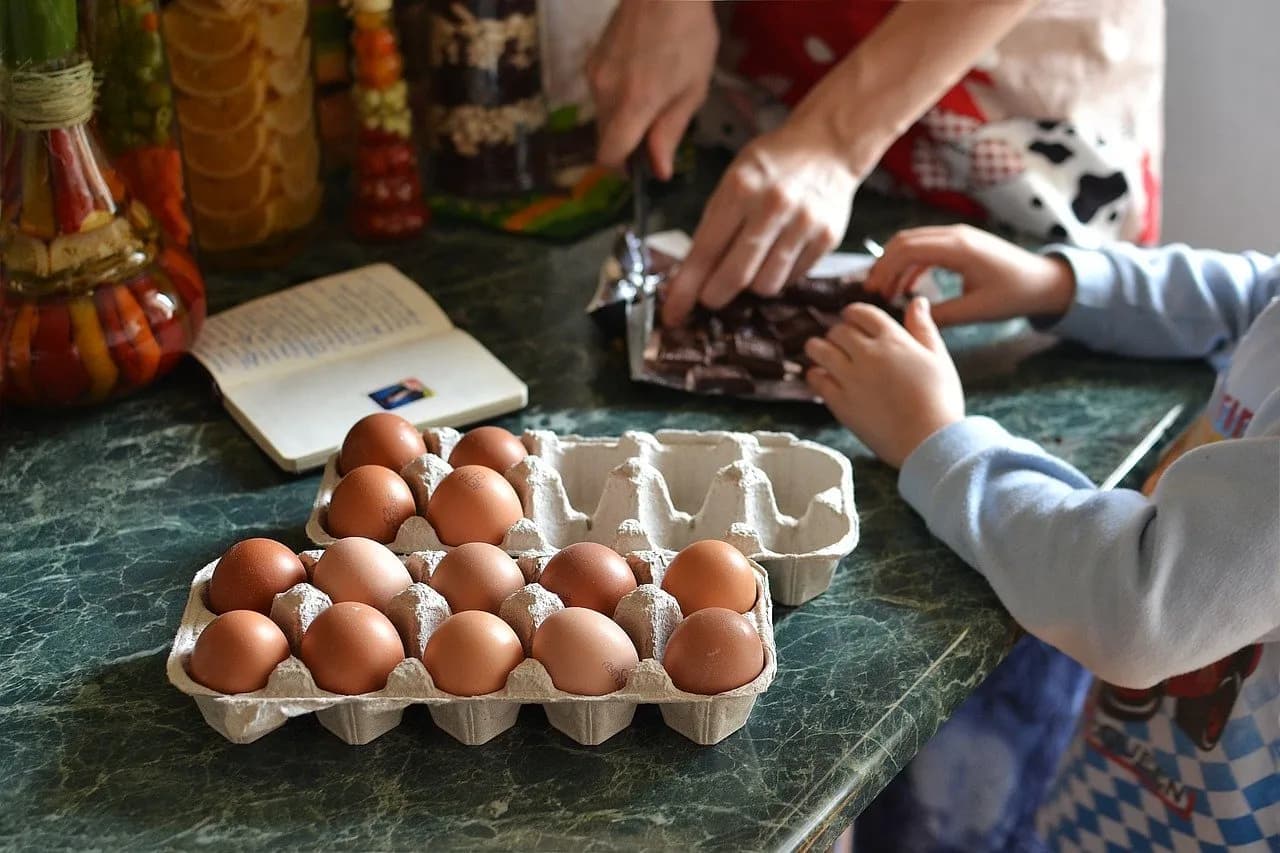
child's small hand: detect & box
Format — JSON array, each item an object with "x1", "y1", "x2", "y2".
[
  {"x1": 805, "y1": 298, "x2": 964, "y2": 468},
  {"x1": 865, "y1": 225, "x2": 1076, "y2": 327}
]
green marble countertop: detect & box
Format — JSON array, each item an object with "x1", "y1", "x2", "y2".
[{"x1": 0, "y1": 168, "x2": 1214, "y2": 851}]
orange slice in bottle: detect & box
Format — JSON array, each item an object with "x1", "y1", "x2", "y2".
[
  {"x1": 187, "y1": 162, "x2": 273, "y2": 217},
  {"x1": 258, "y1": 1, "x2": 308, "y2": 57},
  {"x1": 275, "y1": 128, "x2": 320, "y2": 200},
  {"x1": 267, "y1": 36, "x2": 312, "y2": 96},
  {"x1": 183, "y1": 122, "x2": 269, "y2": 179},
  {"x1": 195, "y1": 205, "x2": 275, "y2": 252},
  {"x1": 263, "y1": 76, "x2": 314, "y2": 136},
  {"x1": 175, "y1": 0, "x2": 249, "y2": 22},
  {"x1": 272, "y1": 183, "x2": 322, "y2": 233},
  {"x1": 175, "y1": 82, "x2": 266, "y2": 136},
  {"x1": 162, "y1": 2, "x2": 255, "y2": 63},
  {"x1": 169, "y1": 44, "x2": 262, "y2": 99}
]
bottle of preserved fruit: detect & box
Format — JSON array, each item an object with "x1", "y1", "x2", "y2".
[{"x1": 162, "y1": 0, "x2": 323, "y2": 266}]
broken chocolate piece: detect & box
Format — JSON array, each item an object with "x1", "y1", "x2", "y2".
[
  {"x1": 687, "y1": 364, "x2": 756, "y2": 394},
  {"x1": 653, "y1": 326, "x2": 707, "y2": 374},
  {"x1": 729, "y1": 330, "x2": 785, "y2": 379},
  {"x1": 768, "y1": 306, "x2": 828, "y2": 355},
  {"x1": 788, "y1": 276, "x2": 853, "y2": 312},
  {"x1": 718, "y1": 295, "x2": 758, "y2": 330}
]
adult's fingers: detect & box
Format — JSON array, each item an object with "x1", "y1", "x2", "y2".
[
  {"x1": 749, "y1": 214, "x2": 811, "y2": 297},
  {"x1": 646, "y1": 84, "x2": 704, "y2": 181},
  {"x1": 789, "y1": 223, "x2": 840, "y2": 286},
  {"x1": 596, "y1": 100, "x2": 656, "y2": 171},
  {"x1": 661, "y1": 180, "x2": 747, "y2": 326}
]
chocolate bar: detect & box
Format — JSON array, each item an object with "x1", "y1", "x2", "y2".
[
  {"x1": 729, "y1": 331, "x2": 785, "y2": 379},
  {"x1": 655, "y1": 327, "x2": 707, "y2": 374},
  {"x1": 687, "y1": 364, "x2": 756, "y2": 394}
]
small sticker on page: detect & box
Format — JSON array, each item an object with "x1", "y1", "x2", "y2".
[{"x1": 369, "y1": 379, "x2": 433, "y2": 410}]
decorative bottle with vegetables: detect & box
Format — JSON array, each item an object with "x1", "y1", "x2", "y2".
[
  {"x1": 0, "y1": 0, "x2": 207, "y2": 408},
  {"x1": 347, "y1": 0, "x2": 428, "y2": 240}
]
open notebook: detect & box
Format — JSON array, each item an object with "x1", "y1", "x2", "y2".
[{"x1": 191, "y1": 264, "x2": 528, "y2": 473}]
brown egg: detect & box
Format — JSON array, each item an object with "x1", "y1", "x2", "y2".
[
  {"x1": 207, "y1": 538, "x2": 307, "y2": 614},
  {"x1": 327, "y1": 465, "x2": 416, "y2": 543},
  {"x1": 423, "y1": 611, "x2": 525, "y2": 696},
  {"x1": 531, "y1": 607, "x2": 639, "y2": 695},
  {"x1": 312, "y1": 537, "x2": 413, "y2": 611},
  {"x1": 663, "y1": 607, "x2": 764, "y2": 695},
  {"x1": 188, "y1": 610, "x2": 291, "y2": 695},
  {"x1": 661, "y1": 539, "x2": 758, "y2": 615},
  {"x1": 426, "y1": 465, "x2": 524, "y2": 546},
  {"x1": 538, "y1": 542, "x2": 637, "y2": 615},
  {"x1": 449, "y1": 426, "x2": 528, "y2": 473},
  {"x1": 339, "y1": 412, "x2": 427, "y2": 474},
  {"x1": 429, "y1": 542, "x2": 525, "y2": 614},
  {"x1": 301, "y1": 601, "x2": 406, "y2": 694}
]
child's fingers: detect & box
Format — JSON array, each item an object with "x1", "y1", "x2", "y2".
[
  {"x1": 840, "y1": 302, "x2": 895, "y2": 337},
  {"x1": 826, "y1": 323, "x2": 872, "y2": 359},
  {"x1": 804, "y1": 336, "x2": 853, "y2": 376},
  {"x1": 866, "y1": 229, "x2": 974, "y2": 296},
  {"x1": 805, "y1": 366, "x2": 841, "y2": 402},
  {"x1": 903, "y1": 297, "x2": 946, "y2": 354},
  {"x1": 929, "y1": 287, "x2": 1013, "y2": 327}
]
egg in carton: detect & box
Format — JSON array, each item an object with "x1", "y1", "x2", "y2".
[
  {"x1": 306, "y1": 428, "x2": 858, "y2": 605},
  {"x1": 166, "y1": 532, "x2": 777, "y2": 747}
]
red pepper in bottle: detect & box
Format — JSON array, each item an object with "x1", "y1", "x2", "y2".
[
  {"x1": 48, "y1": 129, "x2": 96, "y2": 234},
  {"x1": 128, "y1": 273, "x2": 186, "y2": 377},
  {"x1": 30, "y1": 301, "x2": 90, "y2": 403}
]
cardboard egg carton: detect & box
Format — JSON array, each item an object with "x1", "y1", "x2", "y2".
[
  {"x1": 166, "y1": 537, "x2": 776, "y2": 747},
  {"x1": 306, "y1": 428, "x2": 858, "y2": 605}
]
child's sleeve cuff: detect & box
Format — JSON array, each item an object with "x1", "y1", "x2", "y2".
[
  {"x1": 898, "y1": 416, "x2": 1013, "y2": 514},
  {"x1": 1032, "y1": 245, "x2": 1119, "y2": 339}
]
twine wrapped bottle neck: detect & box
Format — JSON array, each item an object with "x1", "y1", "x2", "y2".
[{"x1": 0, "y1": 61, "x2": 96, "y2": 131}]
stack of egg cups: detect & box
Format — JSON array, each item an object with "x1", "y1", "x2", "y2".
[{"x1": 169, "y1": 426, "x2": 859, "y2": 746}]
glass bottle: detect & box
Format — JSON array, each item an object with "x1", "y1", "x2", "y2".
[
  {"x1": 161, "y1": 0, "x2": 322, "y2": 267},
  {"x1": 0, "y1": 0, "x2": 206, "y2": 407},
  {"x1": 347, "y1": 0, "x2": 427, "y2": 240},
  {"x1": 427, "y1": 0, "x2": 549, "y2": 198}
]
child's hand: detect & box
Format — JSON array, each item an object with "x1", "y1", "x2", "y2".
[
  {"x1": 805, "y1": 298, "x2": 964, "y2": 468},
  {"x1": 865, "y1": 225, "x2": 1076, "y2": 327}
]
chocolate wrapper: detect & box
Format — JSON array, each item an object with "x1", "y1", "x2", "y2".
[{"x1": 619, "y1": 231, "x2": 943, "y2": 402}]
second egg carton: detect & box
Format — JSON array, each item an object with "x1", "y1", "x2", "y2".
[
  {"x1": 167, "y1": 536, "x2": 776, "y2": 747},
  {"x1": 306, "y1": 428, "x2": 858, "y2": 606}
]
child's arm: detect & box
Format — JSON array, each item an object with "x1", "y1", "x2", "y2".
[
  {"x1": 1048, "y1": 242, "x2": 1280, "y2": 363},
  {"x1": 863, "y1": 225, "x2": 1280, "y2": 363},
  {"x1": 899, "y1": 413, "x2": 1280, "y2": 689}
]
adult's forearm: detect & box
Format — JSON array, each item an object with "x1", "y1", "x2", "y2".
[{"x1": 791, "y1": 0, "x2": 1037, "y2": 177}]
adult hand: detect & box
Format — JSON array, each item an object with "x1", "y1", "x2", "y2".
[
  {"x1": 805, "y1": 299, "x2": 964, "y2": 468},
  {"x1": 586, "y1": 0, "x2": 718, "y2": 180},
  {"x1": 864, "y1": 225, "x2": 1077, "y2": 327},
  {"x1": 660, "y1": 119, "x2": 859, "y2": 327}
]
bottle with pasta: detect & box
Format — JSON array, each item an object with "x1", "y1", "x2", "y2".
[{"x1": 427, "y1": 0, "x2": 549, "y2": 198}]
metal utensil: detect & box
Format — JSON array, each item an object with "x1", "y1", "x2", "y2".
[{"x1": 586, "y1": 154, "x2": 660, "y2": 333}]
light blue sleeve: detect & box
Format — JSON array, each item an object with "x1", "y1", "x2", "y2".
[
  {"x1": 1043, "y1": 244, "x2": 1280, "y2": 366},
  {"x1": 898, "y1": 416, "x2": 1280, "y2": 689}
]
